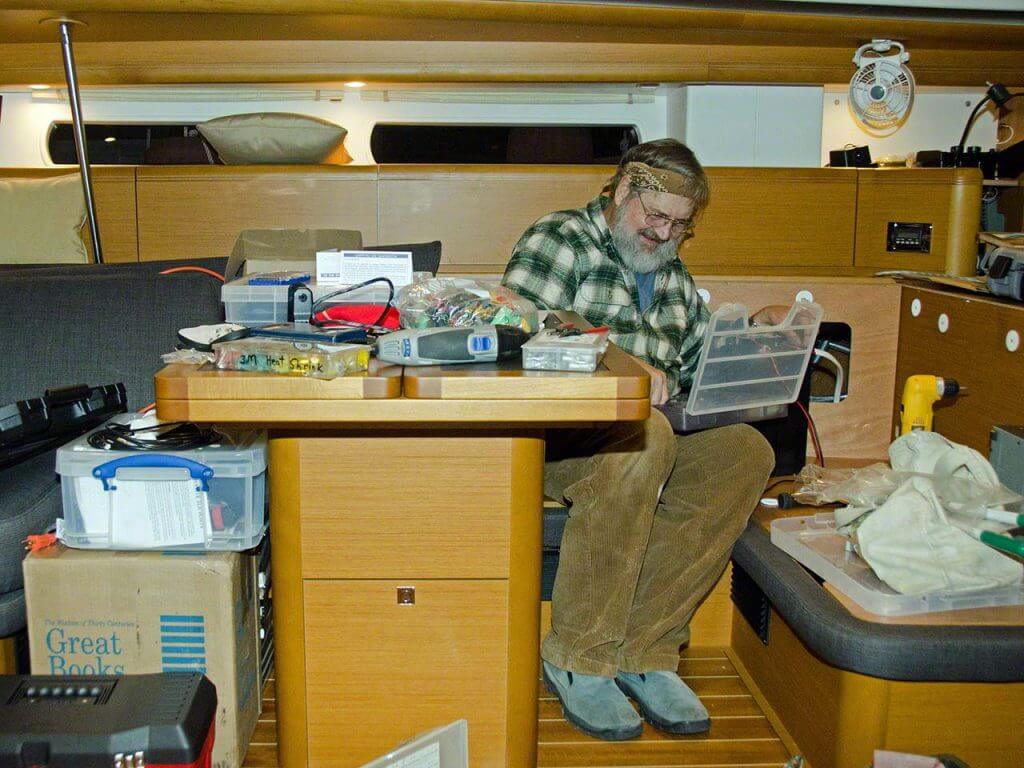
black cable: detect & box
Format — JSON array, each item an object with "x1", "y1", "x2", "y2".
[
  {"x1": 955, "y1": 90, "x2": 1022, "y2": 165},
  {"x1": 87, "y1": 420, "x2": 223, "y2": 451},
  {"x1": 309, "y1": 277, "x2": 396, "y2": 329}
]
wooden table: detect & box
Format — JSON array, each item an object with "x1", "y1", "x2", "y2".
[{"x1": 155, "y1": 346, "x2": 648, "y2": 768}]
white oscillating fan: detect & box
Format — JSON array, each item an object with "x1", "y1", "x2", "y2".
[{"x1": 849, "y1": 39, "x2": 915, "y2": 134}]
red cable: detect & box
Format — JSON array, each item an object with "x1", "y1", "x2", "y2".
[
  {"x1": 159, "y1": 266, "x2": 225, "y2": 282},
  {"x1": 796, "y1": 400, "x2": 825, "y2": 467}
]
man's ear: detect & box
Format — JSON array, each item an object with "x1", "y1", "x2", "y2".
[{"x1": 613, "y1": 178, "x2": 632, "y2": 205}]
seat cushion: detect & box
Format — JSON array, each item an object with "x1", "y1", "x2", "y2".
[
  {"x1": 0, "y1": 174, "x2": 87, "y2": 264},
  {"x1": 0, "y1": 588, "x2": 25, "y2": 638},
  {"x1": 0, "y1": 449, "x2": 61, "y2": 593},
  {"x1": 0, "y1": 260, "x2": 225, "y2": 409}
]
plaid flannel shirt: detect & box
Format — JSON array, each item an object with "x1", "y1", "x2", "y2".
[{"x1": 503, "y1": 195, "x2": 710, "y2": 397}]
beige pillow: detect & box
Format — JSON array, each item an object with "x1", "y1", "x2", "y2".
[
  {"x1": 197, "y1": 113, "x2": 348, "y2": 164},
  {"x1": 0, "y1": 174, "x2": 88, "y2": 264}
]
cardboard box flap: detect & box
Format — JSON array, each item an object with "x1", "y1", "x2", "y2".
[{"x1": 225, "y1": 228, "x2": 363, "y2": 280}]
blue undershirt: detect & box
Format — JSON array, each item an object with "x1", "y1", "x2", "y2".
[{"x1": 634, "y1": 270, "x2": 657, "y2": 313}]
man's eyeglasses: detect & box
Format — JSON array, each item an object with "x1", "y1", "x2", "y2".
[{"x1": 634, "y1": 190, "x2": 695, "y2": 240}]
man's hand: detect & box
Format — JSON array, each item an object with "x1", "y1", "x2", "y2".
[
  {"x1": 749, "y1": 305, "x2": 791, "y2": 327},
  {"x1": 630, "y1": 355, "x2": 670, "y2": 406}
]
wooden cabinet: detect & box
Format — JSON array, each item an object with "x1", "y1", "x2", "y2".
[
  {"x1": 270, "y1": 433, "x2": 544, "y2": 768},
  {"x1": 304, "y1": 580, "x2": 509, "y2": 767},
  {"x1": 855, "y1": 167, "x2": 981, "y2": 275}
]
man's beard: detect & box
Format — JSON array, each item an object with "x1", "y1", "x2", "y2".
[{"x1": 610, "y1": 208, "x2": 680, "y2": 274}]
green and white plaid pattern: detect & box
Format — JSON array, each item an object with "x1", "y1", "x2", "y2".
[{"x1": 503, "y1": 194, "x2": 709, "y2": 396}]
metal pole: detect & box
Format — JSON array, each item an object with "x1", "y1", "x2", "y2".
[{"x1": 57, "y1": 19, "x2": 103, "y2": 264}]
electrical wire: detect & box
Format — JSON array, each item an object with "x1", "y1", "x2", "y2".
[
  {"x1": 87, "y1": 420, "x2": 223, "y2": 451},
  {"x1": 811, "y1": 347, "x2": 845, "y2": 403},
  {"x1": 795, "y1": 400, "x2": 825, "y2": 468},
  {"x1": 159, "y1": 266, "x2": 225, "y2": 282}
]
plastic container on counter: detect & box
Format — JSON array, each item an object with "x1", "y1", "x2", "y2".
[{"x1": 771, "y1": 513, "x2": 1024, "y2": 616}]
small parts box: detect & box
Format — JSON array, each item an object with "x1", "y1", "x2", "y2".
[
  {"x1": 0, "y1": 672, "x2": 216, "y2": 768},
  {"x1": 522, "y1": 328, "x2": 610, "y2": 372}
]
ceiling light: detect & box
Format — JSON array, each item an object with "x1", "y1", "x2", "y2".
[
  {"x1": 345, "y1": 81, "x2": 366, "y2": 89},
  {"x1": 104, "y1": 136, "x2": 116, "y2": 143},
  {"x1": 28, "y1": 84, "x2": 51, "y2": 90}
]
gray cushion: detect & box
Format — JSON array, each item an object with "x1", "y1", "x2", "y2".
[
  {"x1": 0, "y1": 449, "x2": 61, "y2": 593},
  {"x1": 0, "y1": 259, "x2": 225, "y2": 409},
  {"x1": 0, "y1": 588, "x2": 25, "y2": 637},
  {"x1": 732, "y1": 523, "x2": 1024, "y2": 682}
]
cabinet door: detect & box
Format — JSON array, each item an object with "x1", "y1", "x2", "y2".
[{"x1": 304, "y1": 579, "x2": 509, "y2": 768}]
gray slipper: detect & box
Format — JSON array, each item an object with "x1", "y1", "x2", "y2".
[
  {"x1": 615, "y1": 670, "x2": 711, "y2": 735},
  {"x1": 543, "y1": 660, "x2": 643, "y2": 741}
]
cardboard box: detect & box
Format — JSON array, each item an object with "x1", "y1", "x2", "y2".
[
  {"x1": 24, "y1": 546, "x2": 259, "y2": 768},
  {"x1": 224, "y1": 227, "x2": 363, "y2": 280}
]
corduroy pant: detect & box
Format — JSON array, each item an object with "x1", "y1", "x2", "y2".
[{"x1": 542, "y1": 410, "x2": 775, "y2": 676}]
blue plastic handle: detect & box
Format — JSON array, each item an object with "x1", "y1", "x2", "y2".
[{"x1": 92, "y1": 455, "x2": 214, "y2": 492}]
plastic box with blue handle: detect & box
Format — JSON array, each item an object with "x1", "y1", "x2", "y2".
[{"x1": 55, "y1": 414, "x2": 267, "y2": 551}]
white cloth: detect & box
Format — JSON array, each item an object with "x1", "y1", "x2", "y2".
[
  {"x1": 849, "y1": 432, "x2": 1023, "y2": 595},
  {"x1": 855, "y1": 480, "x2": 1022, "y2": 595}
]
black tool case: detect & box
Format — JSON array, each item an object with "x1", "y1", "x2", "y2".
[{"x1": 0, "y1": 673, "x2": 216, "y2": 768}]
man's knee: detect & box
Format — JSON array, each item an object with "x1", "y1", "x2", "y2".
[
  {"x1": 724, "y1": 423, "x2": 775, "y2": 481},
  {"x1": 644, "y1": 410, "x2": 678, "y2": 477}
]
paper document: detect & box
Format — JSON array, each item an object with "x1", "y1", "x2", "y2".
[
  {"x1": 317, "y1": 249, "x2": 413, "y2": 287},
  {"x1": 110, "y1": 480, "x2": 210, "y2": 547},
  {"x1": 389, "y1": 743, "x2": 439, "y2": 768}
]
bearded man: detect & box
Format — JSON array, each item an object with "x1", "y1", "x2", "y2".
[{"x1": 502, "y1": 139, "x2": 775, "y2": 741}]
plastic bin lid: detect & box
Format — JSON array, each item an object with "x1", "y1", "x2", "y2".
[
  {"x1": 57, "y1": 415, "x2": 267, "y2": 478},
  {"x1": 685, "y1": 301, "x2": 824, "y2": 416}
]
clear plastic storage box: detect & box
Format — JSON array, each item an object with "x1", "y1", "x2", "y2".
[
  {"x1": 659, "y1": 301, "x2": 823, "y2": 431},
  {"x1": 221, "y1": 273, "x2": 402, "y2": 326},
  {"x1": 687, "y1": 301, "x2": 824, "y2": 415},
  {"x1": 522, "y1": 328, "x2": 610, "y2": 372},
  {"x1": 56, "y1": 416, "x2": 268, "y2": 551},
  {"x1": 771, "y1": 514, "x2": 1024, "y2": 616}
]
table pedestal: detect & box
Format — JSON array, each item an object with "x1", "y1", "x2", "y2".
[{"x1": 270, "y1": 430, "x2": 544, "y2": 768}]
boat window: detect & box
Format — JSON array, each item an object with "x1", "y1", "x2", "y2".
[
  {"x1": 47, "y1": 122, "x2": 214, "y2": 165},
  {"x1": 370, "y1": 124, "x2": 639, "y2": 164}
]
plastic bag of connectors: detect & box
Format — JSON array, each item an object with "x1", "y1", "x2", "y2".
[
  {"x1": 395, "y1": 278, "x2": 539, "y2": 333},
  {"x1": 793, "y1": 463, "x2": 903, "y2": 508}
]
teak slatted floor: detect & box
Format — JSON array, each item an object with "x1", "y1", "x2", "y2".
[{"x1": 242, "y1": 647, "x2": 794, "y2": 767}]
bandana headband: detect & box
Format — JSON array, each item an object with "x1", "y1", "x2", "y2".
[{"x1": 623, "y1": 161, "x2": 690, "y2": 197}]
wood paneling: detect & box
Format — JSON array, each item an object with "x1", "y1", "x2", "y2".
[
  {"x1": 297, "y1": 437, "x2": 514, "y2": 579},
  {"x1": 855, "y1": 168, "x2": 982, "y2": 275},
  {"x1": 2, "y1": 3, "x2": 1023, "y2": 87},
  {"x1": 304, "y1": 579, "x2": 509, "y2": 768},
  {"x1": 379, "y1": 165, "x2": 609, "y2": 273},
  {"x1": 695, "y1": 276, "x2": 902, "y2": 461},
  {"x1": 7, "y1": 165, "x2": 976, "y2": 276},
  {"x1": 136, "y1": 166, "x2": 377, "y2": 261},
  {"x1": 895, "y1": 285, "x2": 1024, "y2": 455},
  {"x1": 686, "y1": 168, "x2": 857, "y2": 270},
  {"x1": 0, "y1": 166, "x2": 138, "y2": 263}
]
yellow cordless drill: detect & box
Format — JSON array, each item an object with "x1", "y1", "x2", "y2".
[{"x1": 899, "y1": 375, "x2": 962, "y2": 435}]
